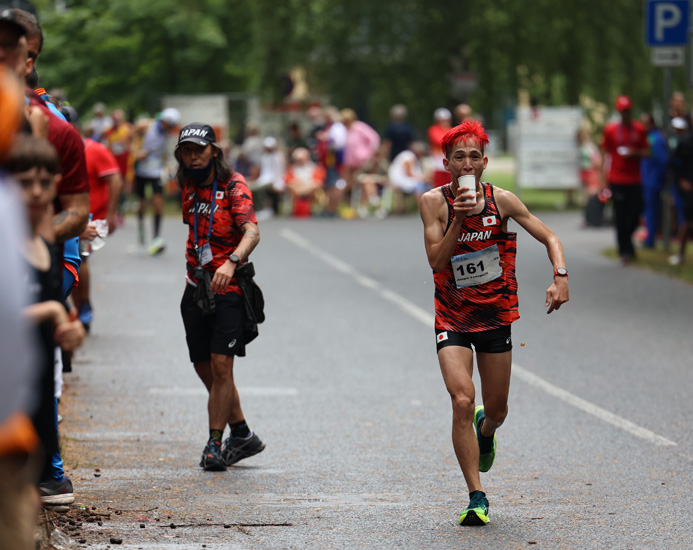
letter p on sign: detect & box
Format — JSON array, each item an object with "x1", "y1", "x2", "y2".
[
  {"x1": 646, "y1": 0, "x2": 690, "y2": 46},
  {"x1": 656, "y1": 4, "x2": 682, "y2": 40}
]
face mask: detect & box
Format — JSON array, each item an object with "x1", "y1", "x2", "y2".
[{"x1": 187, "y1": 157, "x2": 214, "y2": 184}]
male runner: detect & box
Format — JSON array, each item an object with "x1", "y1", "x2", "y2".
[
  {"x1": 419, "y1": 120, "x2": 569, "y2": 525},
  {"x1": 176, "y1": 123, "x2": 265, "y2": 471}
]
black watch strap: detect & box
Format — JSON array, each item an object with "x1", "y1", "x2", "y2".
[{"x1": 229, "y1": 253, "x2": 240, "y2": 265}]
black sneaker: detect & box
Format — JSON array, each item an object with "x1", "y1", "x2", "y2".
[
  {"x1": 199, "y1": 439, "x2": 227, "y2": 471},
  {"x1": 40, "y1": 476, "x2": 75, "y2": 505},
  {"x1": 222, "y1": 432, "x2": 265, "y2": 466}
]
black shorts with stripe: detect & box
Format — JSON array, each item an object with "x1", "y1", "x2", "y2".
[
  {"x1": 180, "y1": 284, "x2": 246, "y2": 362},
  {"x1": 435, "y1": 326, "x2": 512, "y2": 354}
]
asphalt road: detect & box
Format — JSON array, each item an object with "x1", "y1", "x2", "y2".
[{"x1": 54, "y1": 209, "x2": 693, "y2": 549}]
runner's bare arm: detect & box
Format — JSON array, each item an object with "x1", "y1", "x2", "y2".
[
  {"x1": 496, "y1": 189, "x2": 569, "y2": 313},
  {"x1": 54, "y1": 192, "x2": 90, "y2": 242},
  {"x1": 420, "y1": 190, "x2": 462, "y2": 272}
]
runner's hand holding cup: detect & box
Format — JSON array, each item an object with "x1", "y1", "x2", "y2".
[{"x1": 457, "y1": 175, "x2": 477, "y2": 207}]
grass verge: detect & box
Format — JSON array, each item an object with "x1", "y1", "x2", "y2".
[{"x1": 604, "y1": 243, "x2": 693, "y2": 285}]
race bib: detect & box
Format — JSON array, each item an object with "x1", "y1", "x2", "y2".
[{"x1": 451, "y1": 245, "x2": 502, "y2": 289}]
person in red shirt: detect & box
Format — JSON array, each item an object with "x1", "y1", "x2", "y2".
[
  {"x1": 419, "y1": 120, "x2": 569, "y2": 526},
  {"x1": 176, "y1": 123, "x2": 265, "y2": 472},
  {"x1": 599, "y1": 95, "x2": 648, "y2": 264}
]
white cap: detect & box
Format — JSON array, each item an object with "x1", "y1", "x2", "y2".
[
  {"x1": 434, "y1": 108, "x2": 452, "y2": 121},
  {"x1": 672, "y1": 117, "x2": 688, "y2": 130},
  {"x1": 263, "y1": 136, "x2": 277, "y2": 148},
  {"x1": 160, "y1": 107, "x2": 181, "y2": 126}
]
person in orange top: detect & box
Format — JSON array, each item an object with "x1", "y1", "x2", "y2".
[
  {"x1": 103, "y1": 108, "x2": 132, "y2": 181},
  {"x1": 419, "y1": 120, "x2": 569, "y2": 526}
]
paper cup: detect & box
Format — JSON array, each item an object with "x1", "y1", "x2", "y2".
[{"x1": 458, "y1": 175, "x2": 477, "y2": 205}]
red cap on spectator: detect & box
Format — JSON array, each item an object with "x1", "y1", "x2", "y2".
[{"x1": 615, "y1": 95, "x2": 633, "y2": 112}]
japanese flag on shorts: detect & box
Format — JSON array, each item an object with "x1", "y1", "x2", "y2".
[{"x1": 437, "y1": 332, "x2": 448, "y2": 343}]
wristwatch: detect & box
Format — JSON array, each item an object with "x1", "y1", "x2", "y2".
[
  {"x1": 228, "y1": 253, "x2": 240, "y2": 265},
  {"x1": 554, "y1": 267, "x2": 568, "y2": 278}
]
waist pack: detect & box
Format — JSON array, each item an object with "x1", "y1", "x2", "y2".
[{"x1": 235, "y1": 262, "x2": 265, "y2": 344}]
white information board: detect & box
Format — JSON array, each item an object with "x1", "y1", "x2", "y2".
[
  {"x1": 162, "y1": 94, "x2": 229, "y2": 136},
  {"x1": 515, "y1": 106, "x2": 582, "y2": 190}
]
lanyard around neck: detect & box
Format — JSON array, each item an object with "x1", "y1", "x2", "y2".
[{"x1": 193, "y1": 179, "x2": 218, "y2": 248}]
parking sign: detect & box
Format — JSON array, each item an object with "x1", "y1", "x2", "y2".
[{"x1": 645, "y1": 0, "x2": 690, "y2": 46}]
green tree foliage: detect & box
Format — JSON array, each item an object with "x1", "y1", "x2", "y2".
[{"x1": 34, "y1": 0, "x2": 687, "y2": 130}]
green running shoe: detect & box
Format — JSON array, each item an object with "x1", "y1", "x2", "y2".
[
  {"x1": 459, "y1": 491, "x2": 489, "y2": 526},
  {"x1": 474, "y1": 405, "x2": 497, "y2": 472}
]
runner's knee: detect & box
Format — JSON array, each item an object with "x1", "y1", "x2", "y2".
[{"x1": 450, "y1": 392, "x2": 475, "y2": 420}]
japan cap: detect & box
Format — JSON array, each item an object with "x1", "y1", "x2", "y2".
[
  {"x1": 176, "y1": 122, "x2": 220, "y2": 149},
  {"x1": 615, "y1": 95, "x2": 633, "y2": 112}
]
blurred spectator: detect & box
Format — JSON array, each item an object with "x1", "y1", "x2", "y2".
[
  {"x1": 253, "y1": 136, "x2": 286, "y2": 218},
  {"x1": 639, "y1": 113, "x2": 668, "y2": 249},
  {"x1": 285, "y1": 147, "x2": 325, "y2": 217},
  {"x1": 305, "y1": 105, "x2": 325, "y2": 162},
  {"x1": 579, "y1": 127, "x2": 605, "y2": 227},
  {"x1": 103, "y1": 108, "x2": 132, "y2": 181},
  {"x1": 578, "y1": 127, "x2": 601, "y2": 195},
  {"x1": 383, "y1": 104, "x2": 415, "y2": 163},
  {"x1": 240, "y1": 122, "x2": 263, "y2": 181},
  {"x1": 599, "y1": 95, "x2": 648, "y2": 264},
  {"x1": 388, "y1": 141, "x2": 430, "y2": 211},
  {"x1": 86, "y1": 102, "x2": 111, "y2": 142},
  {"x1": 668, "y1": 118, "x2": 693, "y2": 266},
  {"x1": 341, "y1": 108, "x2": 380, "y2": 201},
  {"x1": 318, "y1": 106, "x2": 347, "y2": 217},
  {"x1": 454, "y1": 103, "x2": 473, "y2": 124},
  {"x1": 356, "y1": 146, "x2": 390, "y2": 218},
  {"x1": 669, "y1": 91, "x2": 692, "y2": 135},
  {"x1": 428, "y1": 108, "x2": 453, "y2": 188},
  {"x1": 670, "y1": 113, "x2": 691, "y2": 231}
]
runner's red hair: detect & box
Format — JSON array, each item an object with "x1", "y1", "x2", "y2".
[{"x1": 442, "y1": 120, "x2": 490, "y2": 158}]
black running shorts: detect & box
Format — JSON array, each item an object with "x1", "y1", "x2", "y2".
[
  {"x1": 435, "y1": 325, "x2": 512, "y2": 354},
  {"x1": 134, "y1": 176, "x2": 163, "y2": 199},
  {"x1": 180, "y1": 284, "x2": 246, "y2": 362}
]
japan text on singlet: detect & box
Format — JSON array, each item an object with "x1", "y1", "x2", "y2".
[{"x1": 434, "y1": 182, "x2": 519, "y2": 333}]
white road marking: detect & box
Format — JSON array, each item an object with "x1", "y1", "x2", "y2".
[{"x1": 280, "y1": 228, "x2": 677, "y2": 447}]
